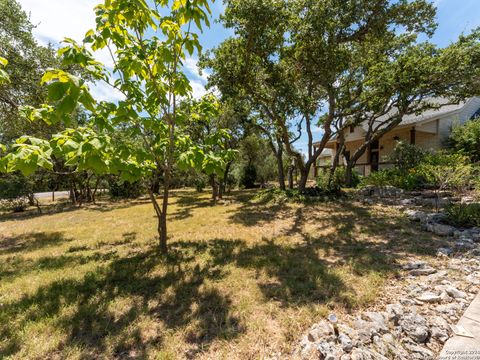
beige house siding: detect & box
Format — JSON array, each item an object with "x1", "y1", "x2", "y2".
[{"x1": 312, "y1": 98, "x2": 480, "y2": 177}]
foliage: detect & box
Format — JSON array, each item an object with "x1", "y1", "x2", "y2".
[
  {"x1": 388, "y1": 142, "x2": 428, "y2": 173},
  {"x1": 0, "y1": 172, "x2": 33, "y2": 199},
  {"x1": 417, "y1": 151, "x2": 473, "y2": 192},
  {"x1": 445, "y1": 203, "x2": 480, "y2": 228},
  {"x1": 449, "y1": 118, "x2": 480, "y2": 162},
  {"x1": 107, "y1": 176, "x2": 142, "y2": 199},
  {"x1": 360, "y1": 168, "x2": 424, "y2": 191},
  {"x1": 195, "y1": 177, "x2": 207, "y2": 192},
  {"x1": 255, "y1": 186, "x2": 342, "y2": 204},
  {"x1": 0, "y1": 172, "x2": 32, "y2": 212},
  {"x1": 316, "y1": 167, "x2": 359, "y2": 192},
  {"x1": 0, "y1": 0, "x2": 219, "y2": 253},
  {"x1": 0, "y1": 0, "x2": 81, "y2": 142},
  {"x1": 0, "y1": 197, "x2": 29, "y2": 212},
  {"x1": 204, "y1": 0, "x2": 480, "y2": 191},
  {"x1": 239, "y1": 163, "x2": 257, "y2": 189}
]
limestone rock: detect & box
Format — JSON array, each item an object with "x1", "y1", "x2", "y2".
[
  {"x1": 339, "y1": 333, "x2": 353, "y2": 353},
  {"x1": 431, "y1": 326, "x2": 449, "y2": 343},
  {"x1": 444, "y1": 285, "x2": 466, "y2": 299},
  {"x1": 426, "y1": 222, "x2": 455, "y2": 237},
  {"x1": 308, "y1": 321, "x2": 335, "y2": 342},
  {"x1": 436, "y1": 247, "x2": 453, "y2": 257},
  {"x1": 409, "y1": 267, "x2": 437, "y2": 276},
  {"x1": 361, "y1": 312, "x2": 388, "y2": 332},
  {"x1": 386, "y1": 303, "x2": 404, "y2": 324},
  {"x1": 399, "y1": 313, "x2": 429, "y2": 343},
  {"x1": 416, "y1": 292, "x2": 441, "y2": 303}
]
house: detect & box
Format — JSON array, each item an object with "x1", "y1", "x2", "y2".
[
  {"x1": 313, "y1": 97, "x2": 480, "y2": 177},
  {"x1": 317, "y1": 149, "x2": 333, "y2": 167}
]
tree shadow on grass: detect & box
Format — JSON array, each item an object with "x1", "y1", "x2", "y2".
[
  {"x1": 0, "y1": 231, "x2": 71, "y2": 255},
  {"x1": 169, "y1": 191, "x2": 216, "y2": 221},
  {"x1": 0, "y1": 250, "x2": 120, "y2": 280},
  {"x1": 0, "y1": 244, "x2": 243, "y2": 359}
]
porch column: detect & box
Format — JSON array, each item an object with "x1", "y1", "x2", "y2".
[{"x1": 410, "y1": 127, "x2": 416, "y2": 145}]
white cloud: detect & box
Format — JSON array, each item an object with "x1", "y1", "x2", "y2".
[
  {"x1": 17, "y1": 0, "x2": 208, "y2": 102},
  {"x1": 19, "y1": 0, "x2": 98, "y2": 45},
  {"x1": 89, "y1": 82, "x2": 125, "y2": 103},
  {"x1": 19, "y1": 0, "x2": 117, "y2": 69},
  {"x1": 190, "y1": 80, "x2": 208, "y2": 99},
  {"x1": 183, "y1": 57, "x2": 210, "y2": 82}
]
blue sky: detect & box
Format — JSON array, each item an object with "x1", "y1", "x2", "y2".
[{"x1": 17, "y1": 0, "x2": 480, "y2": 154}]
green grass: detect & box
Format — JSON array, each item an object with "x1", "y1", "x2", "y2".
[{"x1": 0, "y1": 189, "x2": 447, "y2": 359}]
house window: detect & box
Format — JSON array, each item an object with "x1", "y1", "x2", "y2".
[
  {"x1": 349, "y1": 125, "x2": 355, "y2": 133},
  {"x1": 344, "y1": 150, "x2": 350, "y2": 162}
]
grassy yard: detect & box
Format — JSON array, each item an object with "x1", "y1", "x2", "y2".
[{"x1": 0, "y1": 190, "x2": 447, "y2": 359}]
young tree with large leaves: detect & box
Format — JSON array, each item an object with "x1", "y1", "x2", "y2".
[
  {"x1": 1, "y1": 0, "x2": 219, "y2": 254},
  {"x1": 181, "y1": 93, "x2": 237, "y2": 203}
]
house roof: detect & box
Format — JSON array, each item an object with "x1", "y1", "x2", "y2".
[
  {"x1": 313, "y1": 97, "x2": 479, "y2": 147},
  {"x1": 362, "y1": 97, "x2": 471, "y2": 132},
  {"x1": 319, "y1": 149, "x2": 332, "y2": 157}
]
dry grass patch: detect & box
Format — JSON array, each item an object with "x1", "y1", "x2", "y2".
[{"x1": 0, "y1": 189, "x2": 447, "y2": 359}]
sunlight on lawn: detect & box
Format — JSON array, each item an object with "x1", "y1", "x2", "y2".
[{"x1": 0, "y1": 190, "x2": 444, "y2": 359}]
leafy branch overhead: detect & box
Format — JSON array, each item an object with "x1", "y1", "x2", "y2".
[{"x1": 0, "y1": 0, "x2": 229, "y2": 253}]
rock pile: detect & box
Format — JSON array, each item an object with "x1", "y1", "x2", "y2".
[
  {"x1": 404, "y1": 209, "x2": 480, "y2": 253},
  {"x1": 296, "y1": 194, "x2": 480, "y2": 360},
  {"x1": 297, "y1": 257, "x2": 479, "y2": 360}
]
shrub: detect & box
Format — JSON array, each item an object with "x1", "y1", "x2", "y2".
[
  {"x1": 388, "y1": 141, "x2": 428, "y2": 172},
  {"x1": 417, "y1": 152, "x2": 473, "y2": 192},
  {"x1": 445, "y1": 203, "x2": 480, "y2": 228},
  {"x1": 195, "y1": 178, "x2": 206, "y2": 192},
  {"x1": 254, "y1": 187, "x2": 338, "y2": 204},
  {"x1": 107, "y1": 177, "x2": 143, "y2": 198},
  {"x1": 449, "y1": 118, "x2": 480, "y2": 162},
  {"x1": 316, "y1": 167, "x2": 359, "y2": 192},
  {"x1": 240, "y1": 163, "x2": 257, "y2": 188},
  {"x1": 0, "y1": 173, "x2": 34, "y2": 200},
  {"x1": 359, "y1": 168, "x2": 424, "y2": 191},
  {"x1": 0, "y1": 197, "x2": 29, "y2": 212}
]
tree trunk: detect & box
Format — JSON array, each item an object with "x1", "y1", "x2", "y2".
[
  {"x1": 219, "y1": 161, "x2": 232, "y2": 199},
  {"x1": 288, "y1": 165, "x2": 294, "y2": 189},
  {"x1": 210, "y1": 174, "x2": 218, "y2": 204},
  {"x1": 298, "y1": 168, "x2": 309, "y2": 193},
  {"x1": 276, "y1": 146, "x2": 286, "y2": 191},
  {"x1": 148, "y1": 187, "x2": 167, "y2": 254},
  {"x1": 345, "y1": 160, "x2": 356, "y2": 188},
  {"x1": 159, "y1": 179, "x2": 169, "y2": 254},
  {"x1": 92, "y1": 177, "x2": 100, "y2": 204}
]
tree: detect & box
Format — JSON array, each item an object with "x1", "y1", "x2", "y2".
[
  {"x1": 181, "y1": 94, "x2": 237, "y2": 203},
  {"x1": 200, "y1": 36, "x2": 293, "y2": 191},
  {"x1": 340, "y1": 30, "x2": 480, "y2": 186},
  {"x1": 1, "y1": 0, "x2": 219, "y2": 254},
  {"x1": 449, "y1": 118, "x2": 480, "y2": 162},
  {"x1": 418, "y1": 152, "x2": 473, "y2": 211},
  {"x1": 204, "y1": 0, "x2": 444, "y2": 192},
  {"x1": 0, "y1": 0, "x2": 76, "y2": 142}
]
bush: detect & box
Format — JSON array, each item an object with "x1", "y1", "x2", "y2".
[
  {"x1": 417, "y1": 152, "x2": 473, "y2": 192},
  {"x1": 445, "y1": 203, "x2": 480, "y2": 228},
  {"x1": 388, "y1": 141, "x2": 428, "y2": 172},
  {"x1": 0, "y1": 173, "x2": 33, "y2": 200},
  {"x1": 316, "y1": 167, "x2": 359, "y2": 192},
  {"x1": 195, "y1": 178, "x2": 206, "y2": 192},
  {"x1": 254, "y1": 187, "x2": 339, "y2": 204},
  {"x1": 359, "y1": 168, "x2": 424, "y2": 191},
  {"x1": 107, "y1": 177, "x2": 143, "y2": 198},
  {"x1": 449, "y1": 118, "x2": 480, "y2": 162},
  {"x1": 0, "y1": 197, "x2": 29, "y2": 212},
  {"x1": 240, "y1": 163, "x2": 257, "y2": 188}
]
